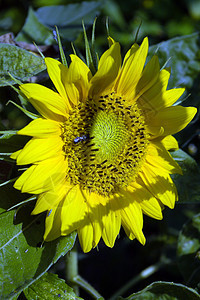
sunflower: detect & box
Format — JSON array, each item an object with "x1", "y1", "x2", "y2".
[{"x1": 11, "y1": 37, "x2": 196, "y2": 252}]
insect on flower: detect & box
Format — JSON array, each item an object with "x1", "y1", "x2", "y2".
[
  {"x1": 74, "y1": 134, "x2": 89, "y2": 144},
  {"x1": 47, "y1": 209, "x2": 52, "y2": 216}
]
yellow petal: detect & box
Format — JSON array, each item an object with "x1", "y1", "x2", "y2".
[
  {"x1": 122, "y1": 43, "x2": 139, "y2": 67},
  {"x1": 139, "y1": 164, "x2": 178, "y2": 209},
  {"x1": 62, "y1": 59, "x2": 80, "y2": 106},
  {"x1": 17, "y1": 118, "x2": 61, "y2": 138},
  {"x1": 107, "y1": 36, "x2": 115, "y2": 46},
  {"x1": 78, "y1": 222, "x2": 94, "y2": 253},
  {"x1": 14, "y1": 136, "x2": 63, "y2": 165},
  {"x1": 122, "y1": 226, "x2": 136, "y2": 240},
  {"x1": 156, "y1": 88, "x2": 185, "y2": 109},
  {"x1": 138, "y1": 68, "x2": 170, "y2": 113},
  {"x1": 160, "y1": 135, "x2": 179, "y2": 151},
  {"x1": 32, "y1": 182, "x2": 70, "y2": 215},
  {"x1": 61, "y1": 185, "x2": 87, "y2": 235},
  {"x1": 140, "y1": 197, "x2": 163, "y2": 220},
  {"x1": 45, "y1": 58, "x2": 70, "y2": 103},
  {"x1": 86, "y1": 192, "x2": 104, "y2": 248},
  {"x1": 134, "y1": 55, "x2": 160, "y2": 101},
  {"x1": 43, "y1": 201, "x2": 63, "y2": 241},
  {"x1": 89, "y1": 42, "x2": 121, "y2": 97},
  {"x1": 149, "y1": 106, "x2": 197, "y2": 136},
  {"x1": 146, "y1": 142, "x2": 182, "y2": 174},
  {"x1": 88, "y1": 209, "x2": 102, "y2": 249},
  {"x1": 64, "y1": 55, "x2": 92, "y2": 104},
  {"x1": 20, "y1": 83, "x2": 68, "y2": 121},
  {"x1": 146, "y1": 125, "x2": 164, "y2": 137},
  {"x1": 128, "y1": 181, "x2": 163, "y2": 220},
  {"x1": 144, "y1": 88, "x2": 185, "y2": 116},
  {"x1": 10, "y1": 149, "x2": 21, "y2": 160},
  {"x1": 14, "y1": 164, "x2": 37, "y2": 192},
  {"x1": 101, "y1": 201, "x2": 121, "y2": 248},
  {"x1": 115, "y1": 193, "x2": 145, "y2": 245},
  {"x1": 116, "y1": 37, "x2": 148, "y2": 99},
  {"x1": 46, "y1": 56, "x2": 90, "y2": 107},
  {"x1": 14, "y1": 156, "x2": 67, "y2": 194}
]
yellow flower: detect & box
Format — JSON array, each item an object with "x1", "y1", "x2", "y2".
[{"x1": 11, "y1": 37, "x2": 196, "y2": 252}]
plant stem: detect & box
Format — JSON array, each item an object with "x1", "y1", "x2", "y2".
[
  {"x1": 65, "y1": 243, "x2": 79, "y2": 295},
  {"x1": 65, "y1": 243, "x2": 104, "y2": 299},
  {"x1": 74, "y1": 275, "x2": 105, "y2": 300}
]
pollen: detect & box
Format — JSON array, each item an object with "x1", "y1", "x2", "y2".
[{"x1": 61, "y1": 92, "x2": 149, "y2": 196}]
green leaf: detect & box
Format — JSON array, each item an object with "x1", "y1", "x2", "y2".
[
  {"x1": 0, "y1": 182, "x2": 28, "y2": 214},
  {"x1": 83, "y1": 21, "x2": 96, "y2": 74},
  {"x1": 24, "y1": 272, "x2": 83, "y2": 300},
  {"x1": 121, "y1": 281, "x2": 200, "y2": 300},
  {"x1": 177, "y1": 214, "x2": 200, "y2": 288},
  {"x1": 16, "y1": 7, "x2": 54, "y2": 45},
  {"x1": 16, "y1": 3, "x2": 102, "y2": 44},
  {"x1": 0, "y1": 195, "x2": 76, "y2": 299},
  {"x1": 171, "y1": 149, "x2": 200, "y2": 204},
  {"x1": 35, "y1": 2, "x2": 102, "y2": 41},
  {"x1": 0, "y1": 132, "x2": 29, "y2": 154},
  {"x1": 54, "y1": 26, "x2": 68, "y2": 67},
  {"x1": 148, "y1": 33, "x2": 200, "y2": 90},
  {"x1": 0, "y1": 43, "x2": 46, "y2": 86}
]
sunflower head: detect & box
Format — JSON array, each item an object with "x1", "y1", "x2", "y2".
[{"x1": 11, "y1": 35, "x2": 197, "y2": 252}]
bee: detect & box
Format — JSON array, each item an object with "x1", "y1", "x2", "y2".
[
  {"x1": 47, "y1": 209, "x2": 52, "y2": 216},
  {"x1": 74, "y1": 134, "x2": 89, "y2": 144}
]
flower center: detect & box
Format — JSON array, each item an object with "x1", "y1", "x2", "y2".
[
  {"x1": 61, "y1": 92, "x2": 149, "y2": 196},
  {"x1": 90, "y1": 110, "x2": 129, "y2": 162}
]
